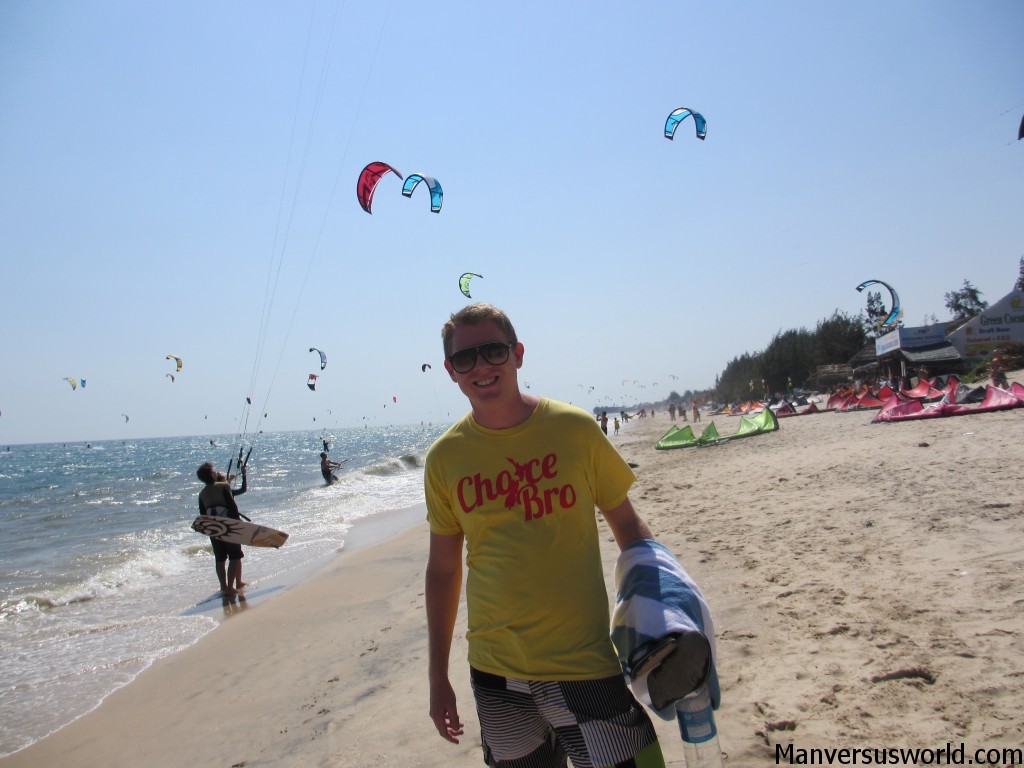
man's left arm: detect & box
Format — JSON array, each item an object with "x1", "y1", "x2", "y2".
[{"x1": 233, "y1": 467, "x2": 248, "y2": 497}]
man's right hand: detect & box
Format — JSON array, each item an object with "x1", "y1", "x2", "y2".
[{"x1": 429, "y1": 678, "x2": 464, "y2": 743}]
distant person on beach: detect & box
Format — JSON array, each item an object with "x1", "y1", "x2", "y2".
[
  {"x1": 990, "y1": 351, "x2": 1009, "y2": 389},
  {"x1": 614, "y1": 417, "x2": 620, "y2": 435},
  {"x1": 196, "y1": 461, "x2": 247, "y2": 596},
  {"x1": 424, "y1": 303, "x2": 665, "y2": 767},
  {"x1": 692, "y1": 401, "x2": 701, "y2": 422},
  {"x1": 599, "y1": 411, "x2": 609, "y2": 435},
  {"x1": 320, "y1": 452, "x2": 343, "y2": 485}
]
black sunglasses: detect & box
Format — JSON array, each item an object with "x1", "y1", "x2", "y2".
[{"x1": 448, "y1": 342, "x2": 514, "y2": 374}]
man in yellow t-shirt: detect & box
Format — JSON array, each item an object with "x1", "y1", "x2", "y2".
[{"x1": 425, "y1": 303, "x2": 665, "y2": 768}]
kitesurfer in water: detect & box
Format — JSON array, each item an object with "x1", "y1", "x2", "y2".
[
  {"x1": 196, "y1": 462, "x2": 247, "y2": 595},
  {"x1": 320, "y1": 452, "x2": 343, "y2": 485}
]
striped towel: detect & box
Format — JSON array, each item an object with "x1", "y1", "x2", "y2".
[{"x1": 611, "y1": 539, "x2": 720, "y2": 719}]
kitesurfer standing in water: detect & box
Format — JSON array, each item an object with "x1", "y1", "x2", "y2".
[
  {"x1": 320, "y1": 452, "x2": 343, "y2": 485},
  {"x1": 196, "y1": 462, "x2": 247, "y2": 596}
]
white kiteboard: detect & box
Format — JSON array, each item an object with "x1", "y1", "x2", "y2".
[{"x1": 191, "y1": 515, "x2": 289, "y2": 548}]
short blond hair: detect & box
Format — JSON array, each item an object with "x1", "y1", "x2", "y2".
[{"x1": 442, "y1": 303, "x2": 518, "y2": 358}]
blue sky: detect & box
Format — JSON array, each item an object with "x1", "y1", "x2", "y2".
[{"x1": 1, "y1": 1, "x2": 1022, "y2": 445}]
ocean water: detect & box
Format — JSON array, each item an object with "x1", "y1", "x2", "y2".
[{"x1": 0, "y1": 424, "x2": 449, "y2": 757}]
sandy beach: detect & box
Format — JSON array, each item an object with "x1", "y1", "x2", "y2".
[{"x1": 5, "y1": 394, "x2": 1024, "y2": 767}]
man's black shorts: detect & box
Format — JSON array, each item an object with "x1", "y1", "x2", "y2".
[{"x1": 211, "y1": 537, "x2": 244, "y2": 562}]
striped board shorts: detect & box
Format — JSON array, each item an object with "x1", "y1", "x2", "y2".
[{"x1": 470, "y1": 667, "x2": 665, "y2": 768}]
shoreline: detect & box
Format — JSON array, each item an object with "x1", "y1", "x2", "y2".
[
  {"x1": 181, "y1": 502, "x2": 431, "y2": 621},
  {"x1": 0, "y1": 500, "x2": 432, "y2": 764},
  {"x1": 5, "y1": 405, "x2": 1024, "y2": 766}
]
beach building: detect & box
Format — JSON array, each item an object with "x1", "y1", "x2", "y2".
[
  {"x1": 946, "y1": 288, "x2": 1024, "y2": 367},
  {"x1": 873, "y1": 323, "x2": 964, "y2": 383},
  {"x1": 848, "y1": 341, "x2": 881, "y2": 381}
]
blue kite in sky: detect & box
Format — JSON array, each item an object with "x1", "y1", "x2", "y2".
[
  {"x1": 402, "y1": 174, "x2": 443, "y2": 213},
  {"x1": 664, "y1": 107, "x2": 707, "y2": 141},
  {"x1": 309, "y1": 347, "x2": 327, "y2": 371}
]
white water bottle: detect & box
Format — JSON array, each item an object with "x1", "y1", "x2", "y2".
[{"x1": 676, "y1": 684, "x2": 724, "y2": 768}]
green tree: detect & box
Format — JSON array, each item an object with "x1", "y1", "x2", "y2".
[
  {"x1": 862, "y1": 290, "x2": 888, "y2": 336},
  {"x1": 814, "y1": 311, "x2": 867, "y2": 366},
  {"x1": 712, "y1": 310, "x2": 865, "y2": 403},
  {"x1": 1015, "y1": 256, "x2": 1024, "y2": 292},
  {"x1": 761, "y1": 327, "x2": 814, "y2": 395},
  {"x1": 716, "y1": 351, "x2": 762, "y2": 402},
  {"x1": 944, "y1": 280, "x2": 988, "y2": 321}
]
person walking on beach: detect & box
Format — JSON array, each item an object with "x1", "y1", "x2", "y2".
[
  {"x1": 424, "y1": 303, "x2": 666, "y2": 768},
  {"x1": 196, "y1": 462, "x2": 247, "y2": 596}
]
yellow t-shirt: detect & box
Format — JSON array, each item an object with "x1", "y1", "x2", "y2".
[{"x1": 425, "y1": 398, "x2": 635, "y2": 680}]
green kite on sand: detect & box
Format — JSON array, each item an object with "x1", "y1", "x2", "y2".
[{"x1": 655, "y1": 407, "x2": 779, "y2": 450}]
